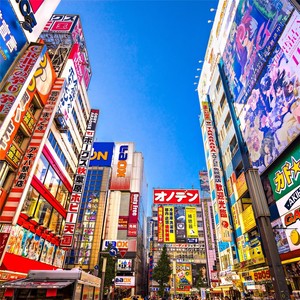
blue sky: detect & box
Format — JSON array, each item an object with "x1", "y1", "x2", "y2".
[{"x1": 55, "y1": 0, "x2": 218, "y2": 194}]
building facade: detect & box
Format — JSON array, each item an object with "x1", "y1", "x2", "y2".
[{"x1": 197, "y1": 0, "x2": 300, "y2": 299}]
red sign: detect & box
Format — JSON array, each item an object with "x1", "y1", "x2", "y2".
[{"x1": 153, "y1": 189, "x2": 200, "y2": 205}]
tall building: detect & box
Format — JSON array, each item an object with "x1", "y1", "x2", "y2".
[
  {"x1": 101, "y1": 142, "x2": 148, "y2": 298},
  {"x1": 150, "y1": 188, "x2": 207, "y2": 297},
  {"x1": 0, "y1": 2, "x2": 98, "y2": 284},
  {"x1": 197, "y1": 0, "x2": 300, "y2": 299}
]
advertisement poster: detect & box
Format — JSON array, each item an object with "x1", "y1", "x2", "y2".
[
  {"x1": 0, "y1": 0, "x2": 27, "y2": 82},
  {"x1": 185, "y1": 207, "x2": 199, "y2": 239},
  {"x1": 175, "y1": 206, "x2": 186, "y2": 243},
  {"x1": 222, "y1": 0, "x2": 293, "y2": 107},
  {"x1": 176, "y1": 263, "x2": 192, "y2": 293},
  {"x1": 271, "y1": 218, "x2": 290, "y2": 254},
  {"x1": 163, "y1": 206, "x2": 175, "y2": 243},
  {"x1": 240, "y1": 10, "x2": 300, "y2": 174}
]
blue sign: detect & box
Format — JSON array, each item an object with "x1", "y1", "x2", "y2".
[
  {"x1": 89, "y1": 142, "x2": 114, "y2": 167},
  {"x1": 0, "y1": 0, "x2": 27, "y2": 82}
]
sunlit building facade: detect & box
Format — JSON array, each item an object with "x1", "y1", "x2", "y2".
[
  {"x1": 0, "y1": 3, "x2": 96, "y2": 282},
  {"x1": 197, "y1": 0, "x2": 300, "y2": 299}
]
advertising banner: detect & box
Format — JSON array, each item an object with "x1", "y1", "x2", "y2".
[
  {"x1": 201, "y1": 102, "x2": 231, "y2": 242},
  {"x1": 127, "y1": 193, "x2": 139, "y2": 237},
  {"x1": 0, "y1": 51, "x2": 56, "y2": 161},
  {"x1": 0, "y1": 43, "x2": 46, "y2": 117},
  {"x1": 0, "y1": 78, "x2": 65, "y2": 224},
  {"x1": 0, "y1": 0, "x2": 27, "y2": 82},
  {"x1": 222, "y1": 0, "x2": 293, "y2": 107},
  {"x1": 176, "y1": 263, "x2": 192, "y2": 293},
  {"x1": 271, "y1": 218, "x2": 290, "y2": 254},
  {"x1": 118, "y1": 216, "x2": 128, "y2": 230},
  {"x1": 60, "y1": 109, "x2": 99, "y2": 248},
  {"x1": 110, "y1": 142, "x2": 134, "y2": 191},
  {"x1": 9, "y1": 0, "x2": 60, "y2": 42},
  {"x1": 163, "y1": 206, "x2": 175, "y2": 243},
  {"x1": 115, "y1": 276, "x2": 135, "y2": 287},
  {"x1": 240, "y1": 10, "x2": 300, "y2": 174},
  {"x1": 153, "y1": 189, "x2": 200, "y2": 205},
  {"x1": 89, "y1": 142, "x2": 114, "y2": 167},
  {"x1": 117, "y1": 259, "x2": 132, "y2": 271},
  {"x1": 199, "y1": 171, "x2": 210, "y2": 192},
  {"x1": 175, "y1": 206, "x2": 186, "y2": 243},
  {"x1": 268, "y1": 146, "x2": 300, "y2": 202},
  {"x1": 157, "y1": 206, "x2": 164, "y2": 243},
  {"x1": 185, "y1": 207, "x2": 198, "y2": 239},
  {"x1": 58, "y1": 59, "x2": 78, "y2": 122}
]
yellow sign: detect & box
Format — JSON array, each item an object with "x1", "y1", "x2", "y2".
[{"x1": 185, "y1": 207, "x2": 198, "y2": 238}]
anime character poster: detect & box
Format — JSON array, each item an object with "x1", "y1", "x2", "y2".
[
  {"x1": 40, "y1": 241, "x2": 55, "y2": 265},
  {"x1": 7, "y1": 225, "x2": 24, "y2": 256},
  {"x1": 271, "y1": 218, "x2": 290, "y2": 254},
  {"x1": 240, "y1": 11, "x2": 300, "y2": 174},
  {"x1": 53, "y1": 248, "x2": 66, "y2": 268},
  {"x1": 21, "y1": 231, "x2": 34, "y2": 258},
  {"x1": 222, "y1": 0, "x2": 293, "y2": 108}
]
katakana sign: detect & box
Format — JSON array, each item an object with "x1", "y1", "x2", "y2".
[{"x1": 153, "y1": 189, "x2": 200, "y2": 205}]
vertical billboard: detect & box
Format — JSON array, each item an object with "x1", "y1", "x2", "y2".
[
  {"x1": 110, "y1": 142, "x2": 134, "y2": 191},
  {"x1": 199, "y1": 171, "x2": 210, "y2": 192},
  {"x1": 89, "y1": 142, "x2": 114, "y2": 167},
  {"x1": 201, "y1": 102, "x2": 231, "y2": 242},
  {"x1": 58, "y1": 59, "x2": 78, "y2": 122},
  {"x1": 163, "y1": 206, "x2": 175, "y2": 243},
  {"x1": 157, "y1": 206, "x2": 164, "y2": 243},
  {"x1": 0, "y1": 78, "x2": 65, "y2": 224},
  {"x1": 268, "y1": 146, "x2": 300, "y2": 252},
  {"x1": 176, "y1": 263, "x2": 192, "y2": 294},
  {"x1": 0, "y1": 51, "x2": 56, "y2": 162},
  {"x1": 240, "y1": 10, "x2": 300, "y2": 174},
  {"x1": 9, "y1": 0, "x2": 60, "y2": 42},
  {"x1": 0, "y1": 0, "x2": 27, "y2": 82},
  {"x1": 175, "y1": 206, "x2": 186, "y2": 243},
  {"x1": 185, "y1": 207, "x2": 198, "y2": 239},
  {"x1": 60, "y1": 109, "x2": 99, "y2": 248},
  {"x1": 222, "y1": 0, "x2": 293, "y2": 107},
  {"x1": 127, "y1": 193, "x2": 139, "y2": 237}
]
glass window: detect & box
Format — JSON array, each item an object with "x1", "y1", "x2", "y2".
[
  {"x1": 48, "y1": 210, "x2": 63, "y2": 234},
  {"x1": 35, "y1": 154, "x2": 49, "y2": 183},
  {"x1": 22, "y1": 186, "x2": 39, "y2": 217},
  {"x1": 34, "y1": 197, "x2": 52, "y2": 227}
]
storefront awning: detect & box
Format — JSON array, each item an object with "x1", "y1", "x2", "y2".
[
  {"x1": 1, "y1": 253, "x2": 57, "y2": 274},
  {"x1": 0, "y1": 279, "x2": 73, "y2": 289}
]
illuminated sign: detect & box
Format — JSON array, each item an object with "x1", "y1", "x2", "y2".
[
  {"x1": 117, "y1": 259, "x2": 132, "y2": 271},
  {"x1": 0, "y1": 0, "x2": 27, "y2": 82},
  {"x1": 128, "y1": 193, "x2": 139, "y2": 237},
  {"x1": 89, "y1": 142, "x2": 114, "y2": 167},
  {"x1": 60, "y1": 109, "x2": 99, "y2": 248},
  {"x1": 185, "y1": 207, "x2": 198, "y2": 239},
  {"x1": 110, "y1": 142, "x2": 134, "y2": 191},
  {"x1": 157, "y1": 206, "x2": 164, "y2": 243},
  {"x1": 0, "y1": 51, "x2": 56, "y2": 161},
  {"x1": 115, "y1": 276, "x2": 135, "y2": 287},
  {"x1": 153, "y1": 189, "x2": 200, "y2": 205},
  {"x1": 10, "y1": 0, "x2": 60, "y2": 42},
  {"x1": 201, "y1": 102, "x2": 231, "y2": 242},
  {"x1": 163, "y1": 206, "x2": 175, "y2": 243}
]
